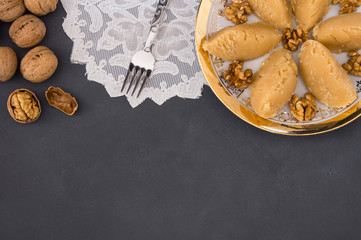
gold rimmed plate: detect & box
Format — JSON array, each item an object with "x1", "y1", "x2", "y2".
[{"x1": 195, "y1": 0, "x2": 361, "y2": 136}]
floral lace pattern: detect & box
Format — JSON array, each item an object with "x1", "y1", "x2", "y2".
[{"x1": 60, "y1": 0, "x2": 206, "y2": 107}]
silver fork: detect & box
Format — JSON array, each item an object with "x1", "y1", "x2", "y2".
[{"x1": 121, "y1": 0, "x2": 170, "y2": 98}]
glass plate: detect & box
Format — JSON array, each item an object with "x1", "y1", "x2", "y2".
[{"x1": 195, "y1": 0, "x2": 361, "y2": 135}]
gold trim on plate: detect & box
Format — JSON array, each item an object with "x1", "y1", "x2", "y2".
[{"x1": 195, "y1": 0, "x2": 361, "y2": 136}]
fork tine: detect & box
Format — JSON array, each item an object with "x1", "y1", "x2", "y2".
[
  {"x1": 121, "y1": 63, "x2": 135, "y2": 92},
  {"x1": 131, "y1": 69, "x2": 146, "y2": 96},
  {"x1": 126, "y1": 66, "x2": 140, "y2": 94},
  {"x1": 136, "y1": 70, "x2": 152, "y2": 98}
]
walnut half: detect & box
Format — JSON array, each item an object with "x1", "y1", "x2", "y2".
[
  {"x1": 289, "y1": 93, "x2": 317, "y2": 122},
  {"x1": 7, "y1": 89, "x2": 41, "y2": 123},
  {"x1": 342, "y1": 50, "x2": 361, "y2": 76},
  {"x1": 332, "y1": 0, "x2": 361, "y2": 14},
  {"x1": 282, "y1": 24, "x2": 309, "y2": 51},
  {"x1": 223, "y1": 60, "x2": 253, "y2": 89},
  {"x1": 222, "y1": 0, "x2": 252, "y2": 25},
  {"x1": 45, "y1": 87, "x2": 78, "y2": 116}
]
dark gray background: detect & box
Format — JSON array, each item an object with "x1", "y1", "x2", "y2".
[{"x1": 1, "y1": 3, "x2": 361, "y2": 240}]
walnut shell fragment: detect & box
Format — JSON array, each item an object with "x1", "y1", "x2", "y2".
[
  {"x1": 24, "y1": 0, "x2": 58, "y2": 16},
  {"x1": 0, "y1": 47, "x2": 17, "y2": 82},
  {"x1": 0, "y1": 0, "x2": 26, "y2": 22},
  {"x1": 21, "y1": 46, "x2": 58, "y2": 83},
  {"x1": 7, "y1": 89, "x2": 41, "y2": 123},
  {"x1": 9, "y1": 14, "x2": 46, "y2": 48},
  {"x1": 45, "y1": 87, "x2": 78, "y2": 116}
]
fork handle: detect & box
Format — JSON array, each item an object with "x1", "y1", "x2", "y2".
[{"x1": 144, "y1": 0, "x2": 170, "y2": 52}]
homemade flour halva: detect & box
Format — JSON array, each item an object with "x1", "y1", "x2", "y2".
[
  {"x1": 313, "y1": 12, "x2": 361, "y2": 53},
  {"x1": 292, "y1": 0, "x2": 331, "y2": 30},
  {"x1": 247, "y1": 0, "x2": 293, "y2": 29},
  {"x1": 202, "y1": 22, "x2": 281, "y2": 61},
  {"x1": 250, "y1": 49, "x2": 298, "y2": 119},
  {"x1": 300, "y1": 40, "x2": 357, "y2": 108}
]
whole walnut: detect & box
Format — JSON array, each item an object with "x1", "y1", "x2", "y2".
[
  {"x1": 0, "y1": 47, "x2": 18, "y2": 82},
  {"x1": 0, "y1": 0, "x2": 25, "y2": 22},
  {"x1": 21, "y1": 46, "x2": 58, "y2": 83},
  {"x1": 24, "y1": 0, "x2": 58, "y2": 16},
  {"x1": 9, "y1": 14, "x2": 46, "y2": 48}
]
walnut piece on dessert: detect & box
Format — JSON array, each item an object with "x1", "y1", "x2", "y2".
[
  {"x1": 222, "y1": 0, "x2": 252, "y2": 25},
  {"x1": 332, "y1": 0, "x2": 361, "y2": 14},
  {"x1": 223, "y1": 60, "x2": 253, "y2": 89},
  {"x1": 282, "y1": 24, "x2": 308, "y2": 51},
  {"x1": 342, "y1": 50, "x2": 361, "y2": 76},
  {"x1": 289, "y1": 93, "x2": 317, "y2": 122}
]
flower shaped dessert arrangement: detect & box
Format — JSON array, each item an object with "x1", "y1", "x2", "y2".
[{"x1": 203, "y1": 0, "x2": 361, "y2": 122}]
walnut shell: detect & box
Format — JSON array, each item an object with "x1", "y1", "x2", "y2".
[
  {"x1": 45, "y1": 86, "x2": 78, "y2": 115},
  {"x1": 0, "y1": 0, "x2": 26, "y2": 22},
  {"x1": 9, "y1": 14, "x2": 46, "y2": 48},
  {"x1": 0, "y1": 47, "x2": 18, "y2": 82},
  {"x1": 21, "y1": 46, "x2": 58, "y2": 83},
  {"x1": 7, "y1": 88, "x2": 41, "y2": 123},
  {"x1": 24, "y1": 0, "x2": 58, "y2": 16}
]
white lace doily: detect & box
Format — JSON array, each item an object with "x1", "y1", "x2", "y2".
[{"x1": 60, "y1": 0, "x2": 206, "y2": 107}]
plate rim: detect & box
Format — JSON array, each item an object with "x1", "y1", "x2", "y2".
[{"x1": 195, "y1": 0, "x2": 361, "y2": 136}]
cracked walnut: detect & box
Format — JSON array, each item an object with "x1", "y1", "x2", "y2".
[{"x1": 7, "y1": 89, "x2": 41, "y2": 123}]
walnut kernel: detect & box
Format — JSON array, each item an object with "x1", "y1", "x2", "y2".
[
  {"x1": 223, "y1": 60, "x2": 253, "y2": 89},
  {"x1": 7, "y1": 89, "x2": 41, "y2": 123},
  {"x1": 24, "y1": 0, "x2": 58, "y2": 16},
  {"x1": 282, "y1": 24, "x2": 309, "y2": 51},
  {"x1": 289, "y1": 93, "x2": 317, "y2": 122},
  {"x1": 332, "y1": 0, "x2": 361, "y2": 14},
  {"x1": 222, "y1": 0, "x2": 252, "y2": 25},
  {"x1": 0, "y1": 47, "x2": 17, "y2": 82},
  {"x1": 342, "y1": 50, "x2": 361, "y2": 76},
  {"x1": 21, "y1": 46, "x2": 58, "y2": 83},
  {"x1": 45, "y1": 87, "x2": 78, "y2": 116},
  {"x1": 9, "y1": 14, "x2": 46, "y2": 48},
  {"x1": 0, "y1": 0, "x2": 25, "y2": 22}
]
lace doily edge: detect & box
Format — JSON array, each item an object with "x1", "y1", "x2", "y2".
[{"x1": 60, "y1": 0, "x2": 207, "y2": 108}]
